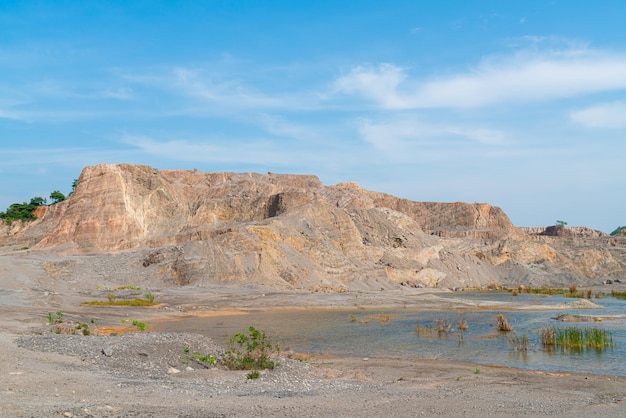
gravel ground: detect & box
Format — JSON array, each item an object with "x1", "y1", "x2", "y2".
[{"x1": 4, "y1": 330, "x2": 626, "y2": 417}]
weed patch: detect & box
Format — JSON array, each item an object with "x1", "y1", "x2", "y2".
[
  {"x1": 47, "y1": 312, "x2": 96, "y2": 336},
  {"x1": 181, "y1": 346, "x2": 217, "y2": 367},
  {"x1": 120, "y1": 318, "x2": 148, "y2": 331}
]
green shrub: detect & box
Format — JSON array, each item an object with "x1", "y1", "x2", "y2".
[{"x1": 224, "y1": 326, "x2": 278, "y2": 371}]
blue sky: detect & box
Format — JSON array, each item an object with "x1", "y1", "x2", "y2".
[{"x1": 1, "y1": 1, "x2": 625, "y2": 232}]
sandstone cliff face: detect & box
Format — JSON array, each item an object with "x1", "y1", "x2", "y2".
[{"x1": 3, "y1": 164, "x2": 625, "y2": 290}]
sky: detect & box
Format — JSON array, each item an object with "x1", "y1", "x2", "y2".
[{"x1": 1, "y1": 1, "x2": 625, "y2": 233}]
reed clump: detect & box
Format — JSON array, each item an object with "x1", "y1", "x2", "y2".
[
  {"x1": 496, "y1": 314, "x2": 513, "y2": 332},
  {"x1": 350, "y1": 312, "x2": 391, "y2": 325},
  {"x1": 541, "y1": 326, "x2": 614, "y2": 352},
  {"x1": 415, "y1": 323, "x2": 434, "y2": 337},
  {"x1": 508, "y1": 334, "x2": 530, "y2": 351},
  {"x1": 436, "y1": 319, "x2": 452, "y2": 334},
  {"x1": 509, "y1": 286, "x2": 566, "y2": 296},
  {"x1": 610, "y1": 290, "x2": 626, "y2": 300}
]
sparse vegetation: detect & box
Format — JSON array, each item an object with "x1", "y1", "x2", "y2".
[
  {"x1": 47, "y1": 312, "x2": 94, "y2": 335},
  {"x1": 508, "y1": 285, "x2": 595, "y2": 299},
  {"x1": 111, "y1": 285, "x2": 142, "y2": 291},
  {"x1": 47, "y1": 311, "x2": 64, "y2": 325},
  {"x1": 120, "y1": 318, "x2": 148, "y2": 331},
  {"x1": 224, "y1": 326, "x2": 278, "y2": 372},
  {"x1": 82, "y1": 294, "x2": 158, "y2": 307},
  {"x1": 349, "y1": 312, "x2": 391, "y2": 325}
]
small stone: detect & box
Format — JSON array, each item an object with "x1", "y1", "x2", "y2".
[
  {"x1": 102, "y1": 345, "x2": 113, "y2": 357},
  {"x1": 167, "y1": 367, "x2": 181, "y2": 374},
  {"x1": 186, "y1": 366, "x2": 194, "y2": 371}
]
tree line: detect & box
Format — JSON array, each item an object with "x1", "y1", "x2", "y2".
[{"x1": 0, "y1": 180, "x2": 77, "y2": 224}]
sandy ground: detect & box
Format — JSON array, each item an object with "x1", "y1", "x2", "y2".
[{"x1": 2, "y1": 252, "x2": 626, "y2": 417}]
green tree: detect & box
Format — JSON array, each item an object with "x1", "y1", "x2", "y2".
[
  {"x1": 29, "y1": 196, "x2": 46, "y2": 206},
  {"x1": 611, "y1": 226, "x2": 626, "y2": 236},
  {"x1": 68, "y1": 178, "x2": 78, "y2": 196},
  {"x1": 556, "y1": 220, "x2": 568, "y2": 227},
  {"x1": 0, "y1": 202, "x2": 37, "y2": 223},
  {"x1": 49, "y1": 190, "x2": 65, "y2": 204}
]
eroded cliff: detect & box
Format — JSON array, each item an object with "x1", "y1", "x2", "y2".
[{"x1": 1, "y1": 164, "x2": 624, "y2": 291}]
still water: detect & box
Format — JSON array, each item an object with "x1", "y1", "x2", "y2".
[{"x1": 154, "y1": 292, "x2": 626, "y2": 376}]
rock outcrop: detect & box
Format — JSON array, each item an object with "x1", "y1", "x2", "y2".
[{"x1": 2, "y1": 164, "x2": 625, "y2": 290}]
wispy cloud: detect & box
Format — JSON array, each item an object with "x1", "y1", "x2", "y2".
[
  {"x1": 570, "y1": 101, "x2": 626, "y2": 128},
  {"x1": 171, "y1": 68, "x2": 285, "y2": 109},
  {"x1": 123, "y1": 135, "x2": 294, "y2": 166},
  {"x1": 121, "y1": 66, "x2": 319, "y2": 113},
  {"x1": 356, "y1": 116, "x2": 506, "y2": 152},
  {"x1": 333, "y1": 47, "x2": 626, "y2": 109}
]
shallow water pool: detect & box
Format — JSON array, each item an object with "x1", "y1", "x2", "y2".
[{"x1": 153, "y1": 292, "x2": 626, "y2": 376}]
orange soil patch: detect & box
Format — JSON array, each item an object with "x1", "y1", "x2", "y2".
[{"x1": 96, "y1": 326, "x2": 141, "y2": 335}]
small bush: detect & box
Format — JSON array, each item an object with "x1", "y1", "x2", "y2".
[{"x1": 224, "y1": 326, "x2": 278, "y2": 372}]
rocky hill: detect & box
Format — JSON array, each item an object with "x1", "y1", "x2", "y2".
[{"x1": 1, "y1": 164, "x2": 625, "y2": 291}]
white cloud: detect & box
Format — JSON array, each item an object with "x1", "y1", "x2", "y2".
[
  {"x1": 357, "y1": 116, "x2": 505, "y2": 152},
  {"x1": 334, "y1": 48, "x2": 626, "y2": 109},
  {"x1": 334, "y1": 64, "x2": 407, "y2": 108},
  {"x1": 570, "y1": 101, "x2": 626, "y2": 128}
]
